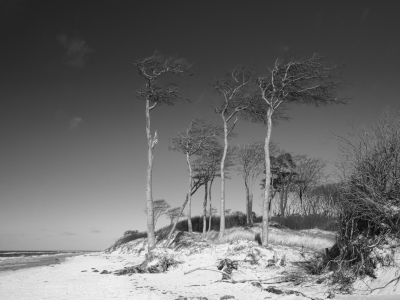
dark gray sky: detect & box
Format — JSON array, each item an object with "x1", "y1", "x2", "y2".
[{"x1": 1, "y1": 0, "x2": 399, "y2": 250}]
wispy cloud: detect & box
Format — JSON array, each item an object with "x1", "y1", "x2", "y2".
[
  {"x1": 91, "y1": 229, "x2": 100, "y2": 234},
  {"x1": 57, "y1": 34, "x2": 93, "y2": 68},
  {"x1": 69, "y1": 117, "x2": 83, "y2": 129},
  {"x1": 61, "y1": 231, "x2": 77, "y2": 236}
]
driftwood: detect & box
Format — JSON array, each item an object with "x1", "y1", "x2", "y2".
[{"x1": 184, "y1": 266, "x2": 284, "y2": 284}]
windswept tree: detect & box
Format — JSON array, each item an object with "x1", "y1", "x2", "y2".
[
  {"x1": 234, "y1": 141, "x2": 265, "y2": 224},
  {"x1": 254, "y1": 54, "x2": 347, "y2": 246},
  {"x1": 213, "y1": 65, "x2": 257, "y2": 238},
  {"x1": 143, "y1": 199, "x2": 170, "y2": 227},
  {"x1": 293, "y1": 155, "x2": 326, "y2": 210},
  {"x1": 274, "y1": 152, "x2": 297, "y2": 218},
  {"x1": 170, "y1": 118, "x2": 222, "y2": 233},
  {"x1": 134, "y1": 52, "x2": 192, "y2": 250},
  {"x1": 192, "y1": 141, "x2": 223, "y2": 235},
  {"x1": 166, "y1": 207, "x2": 185, "y2": 225}
]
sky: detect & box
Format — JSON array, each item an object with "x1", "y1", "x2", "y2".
[{"x1": 0, "y1": 0, "x2": 399, "y2": 251}]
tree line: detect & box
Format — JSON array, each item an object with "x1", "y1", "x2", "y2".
[{"x1": 134, "y1": 52, "x2": 348, "y2": 251}]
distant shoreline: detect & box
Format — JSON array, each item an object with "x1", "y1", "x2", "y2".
[{"x1": 0, "y1": 252, "x2": 95, "y2": 272}]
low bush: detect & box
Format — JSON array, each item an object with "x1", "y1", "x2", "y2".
[{"x1": 271, "y1": 214, "x2": 337, "y2": 231}]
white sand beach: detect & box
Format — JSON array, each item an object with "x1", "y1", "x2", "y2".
[
  {"x1": 0, "y1": 247, "x2": 327, "y2": 300},
  {"x1": 1, "y1": 229, "x2": 399, "y2": 300}
]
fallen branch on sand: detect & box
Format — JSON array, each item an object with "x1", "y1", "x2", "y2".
[
  {"x1": 366, "y1": 274, "x2": 400, "y2": 293},
  {"x1": 184, "y1": 266, "x2": 284, "y2": 284},
  {"x1": 184, "y1": 267, "x2": 322, "y2": 299}
]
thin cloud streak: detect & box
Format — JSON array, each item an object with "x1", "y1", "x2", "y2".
[
  {"x1": 69, "y1": 117, "x2": 83, "y2": 130},
  {"x1": 57, "y1": 34, "x2": 93, "y2": 68}
]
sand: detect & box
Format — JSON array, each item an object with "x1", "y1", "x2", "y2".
[
  {"x1": 0, "y1": 250, "x2": 324, "y2": 300},
  {"x1": 1, "y1": 236, "x2": 400, "y2": 300}
]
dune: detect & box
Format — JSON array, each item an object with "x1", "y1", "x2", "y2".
[{"x1": 1, "y1": 226, "x2": 399, "y2": 299}]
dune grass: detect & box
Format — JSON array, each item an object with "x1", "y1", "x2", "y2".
[
  {"x1": 200, "y1": 226, "x2": 335, "y2": 251},
  {"x1": 107, "y1": 213, "x2": 337, "y2": 252}
]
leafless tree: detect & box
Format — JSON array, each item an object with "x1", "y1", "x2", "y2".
[
  {"x1": 233, "y1": 141, "x2": 265, "y2": 224},
  {"x1": 212, "y1": 65, "x2": 257, "y2": 238},
  {"x1": 292, "y1": 155, "x2": 326, "y2": 212},
  {"x1": 134, "y1": 52, "x2": 192, "y2": 250},
  {"x1": 207, "y1": 206, "x2": 218, "y2": 231},
  {"x1": 169, "y1": 119, "x2": 221, "y2": 233},
  {"x1": 253, "y1": 54, "x2": 347, "y2": 246},
  {"x1": 329, "y1": 108, "x2": 400, "y2": 283},
  {"x1": 164, "y1": 176, "x2": 207, "y2": 247},
  {"x1": 143, "y1": 199, "x2": 171, "y2": 227},
  {"x1": 192, "y1": 141, "x2": 223, "y2": 235},
  {"x1": 165, "y1": 207, "x2": 185, "y2": 225}
]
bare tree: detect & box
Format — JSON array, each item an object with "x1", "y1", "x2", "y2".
[
  {"x1": 192, "y1": 141, "x2": 223, "y2": 235},
  {"x1": 170, "y1": 119, "x2": 221, "y2": 233},
  {"x1": 207, "y1": 206, "x2": 218, "y2": 231},
  {"x1": 165, "y1": 207, "x2": 185, "y2": 225},
  {"x1": 213, "y1": 65, "x2": 256, "y2": 238},
  {"x1": 292, "y1": 155, "x2": 326, "y2": 212},
  {"x1": 134, "y1": 52, "x2": 192, "y2": 250},
  {"x1": 253, "y1": 54, "x2": 347, "y2": 246},
  {"x1": 143, "y1": 199, "x2": 171, "y2": 227},
  {"x1": 329, "y1": 109, "x2": 400, "y2": 283},
  {"x1": 234, "y1": 141, "x2": 265, "y2": 224},
  {"x1": 274, "y1": 152, "x2": 297, "y2": 218}
]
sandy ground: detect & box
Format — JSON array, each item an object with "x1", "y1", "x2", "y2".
[
  {"x1": 1, "y1": 232, "x2": 400, "y2": 300},
  {"x1": 0, "y1": 250, "x2": 327, "y2": 300}
]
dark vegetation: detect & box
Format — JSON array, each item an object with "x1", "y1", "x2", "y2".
[
  {"x1": 307, "y1": 109, "x2": 400, "y2": 292},
  {"x1": 110, "y1": 211, "x2": 337, "y2": 250},
  {"x1": 271, "y1": 214, "x2": 337, "y2": 231}
]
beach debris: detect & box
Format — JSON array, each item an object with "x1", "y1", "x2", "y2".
[
  {"x1": 217, "y1": 259, "x2": 238, "y2": 281},
  {"x1": 92, "y1": 269, "x2": 99, "y2": 272},
  {"x1": 251, "y1": 281, "x2": 263, "y2": 289},
  {"x1": 264, "y1": 286, "x2": 322, "y2": 300},
  {"x1": 174, "y1": 297, "x2": 209, "y2": 300},
  {"x1": 81, "y1": 270, "x2": 87, "y2": 272},
  {"x1": 100, "y1": 270, "x2": 110, "y2": 274},
  {"x1": 114, "y1": 249, "x2": 183, "y2": 275},
  {"x1": 220, "y1": 296, "x2": 235, "y2": 300}
]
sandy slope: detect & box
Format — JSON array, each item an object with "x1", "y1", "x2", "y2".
[
  {"x1": 0, "y1": 241, "x2": 329, "y2": 300},
  {"x1": 1, "y1": 230, "x2": 400, "y2": 300}
]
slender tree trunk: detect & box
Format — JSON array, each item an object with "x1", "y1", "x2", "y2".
[
  {"x1": 282, "y1": 174, "x2": 293, "y2": 217},
  {"x1": 165, "y1": 194, "x2": 189, "y2": 248},
  {"x1": 262, "y1": 110, "x2": 273, "y2": 247},
  {"x1": 219, "y1": 120, "x2": 228, "y2": 238},
  {"x1": 208, "y1": 176, "x2": 214, "y2": 232},
  {"x1": 245, "y1": 180, "x2": 250, "y2": 224},
  {"x1": 203, "y1": 180, "x2": 208, "y2": 236},
  {"x1": 279, "y1": 187, "x2": 285, "y2": 218},
  {"x1": 186, "y1": 153, "x2": 193, "y2": 233},
  {"x1": 249, "y1": 191, "x2": 253, "y2": 224},
  {"x1": 145, "y1": 99, "x2": 156, "y2": 251}
]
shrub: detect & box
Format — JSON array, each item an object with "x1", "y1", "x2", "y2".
[{"x1": 271, "y1": 214, "x2": 337, "y2": 231}]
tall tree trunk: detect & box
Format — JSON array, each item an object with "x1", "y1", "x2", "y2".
[
  {"x1": 219, "y1": 120, "x2": 228, "y2": 238},
  {"x1": 249, "y1": 191, "x2": 253, "y2": 224},
  {"x1": 186, "y1": 153, "x2": 193, "y2": 233},
  {"x1": 145, "y1": 99, "x2": 156, "y2": 251},
  {"x1": 165, "y1": 194, "x2": 189, "y2": 248},
  {"x1": 245, "y1": 180, "x2": 251, "y2": 224},
  {"x1": 208, "y1": 176, "x2": 214, "y2": 232},
  {"x1": 262, "y1": 109, "x2": 273, "y2": 247},
  {"x1": 203, "y1": 180, "x2": 208, "y2": 236},
  {"x1": 279, "y1": 188, "x2": 285, "y2": 218},
  {"x1": 282, "y1": 174, "x2": 293, "y2": 217},
  {"x1": 245, "y1": 180, "x2": 249, "y2": 223}
]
